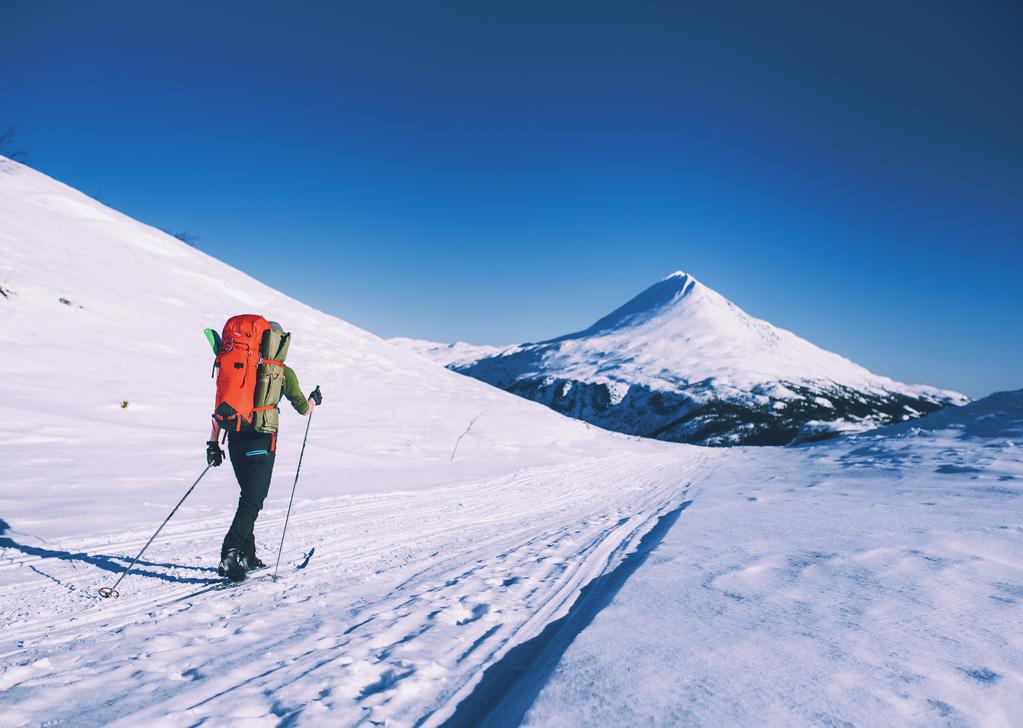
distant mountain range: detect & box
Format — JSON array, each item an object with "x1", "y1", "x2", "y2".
[{"x1": 392, "y1": 271, "x2": 967, "y2": 446}]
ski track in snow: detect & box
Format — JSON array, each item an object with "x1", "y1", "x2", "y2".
[{"x1": 0, "y1": 450, "x2": 710, "y2": 726}]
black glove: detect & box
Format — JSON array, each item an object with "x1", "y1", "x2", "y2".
[
  {"x1": 206, "y1": 440, "x2": 225, "y2": 467},
  {"x1": 308, "y1": 386, "x2": 322, "y2": 406}
]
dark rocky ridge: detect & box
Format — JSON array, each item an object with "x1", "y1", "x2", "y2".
[{"x1": 456, "y1": 366, "x2": 950, "y2": 446}]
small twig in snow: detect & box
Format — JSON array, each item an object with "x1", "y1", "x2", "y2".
[{"x1": 450, "y1": 411, "x2": 485, "y2": 462}]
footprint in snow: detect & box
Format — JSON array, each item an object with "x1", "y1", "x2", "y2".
[
  {"x1": 432, "y1": 602, "x2": 490, "y2": 626},
  {"x1": 957, "y1": 667, "x2": 1000, "y2": 684},
  {"x1": 358, "y1": 667, "x2": 414, "y2": 699}
]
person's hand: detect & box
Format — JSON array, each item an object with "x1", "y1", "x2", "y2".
[
  {"x1": 206, "y1": 441, "x2": 225, "y2": 467},
  {"x1": 308, "y1": 386, "x2": 322, "y2": 407}
]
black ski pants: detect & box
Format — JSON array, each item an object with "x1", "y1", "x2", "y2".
[{"x1": 221, "y1": 431, "x2": 276, "y2": 560}]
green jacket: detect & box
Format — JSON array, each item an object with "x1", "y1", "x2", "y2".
[{"x1": 281, "y1": 365, "x2": 309, "y2": 416}]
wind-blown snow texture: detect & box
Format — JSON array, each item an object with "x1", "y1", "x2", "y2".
[
  {"x1": 395, "y1": 272, "x2": 967, "y2": 446},
  {"x1": 1, "y1": 158, "x2": 1017, "y2": 728}
]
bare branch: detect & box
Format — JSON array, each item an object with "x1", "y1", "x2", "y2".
[
  {"x1": 450, "y1": 412, "x2": 485, "y2": 462},
  {"x1": 159, "y1": 228, "x2": 199, "y2": 246},
  {"x1": 0, "y1": 125, "x2": 28, "y2": 161}
]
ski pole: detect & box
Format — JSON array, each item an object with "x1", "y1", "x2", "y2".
[
  {"x1": 99, "y1": 464, "x2": 213, "y2": 598},
  {"x1": 272, "y1": 386, "x2": 317, "y2": 582}
]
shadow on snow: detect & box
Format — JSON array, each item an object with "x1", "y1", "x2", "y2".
[{"x1": 0, "y1": 517, "x2": 218, "y2": 586}]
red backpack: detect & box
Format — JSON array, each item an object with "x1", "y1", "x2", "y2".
[{"x1": 212, "y1": 314, "x2": 272, "y2": 433}]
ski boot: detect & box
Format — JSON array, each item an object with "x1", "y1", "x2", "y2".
[
  {"x1": 218, "y1": 548, "x2": 247, "y2": 582},
  {"x1": 243, "y1": 553, "x2": 267, "y2": 572}
]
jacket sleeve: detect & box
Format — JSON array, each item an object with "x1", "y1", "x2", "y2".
[{"x1": 282, "y1": 366, "x2": 310, "y2": 415}]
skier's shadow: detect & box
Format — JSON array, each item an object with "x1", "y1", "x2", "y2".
[{"x1": 0, "y1": 518, "x2": 219, "y2": 586}]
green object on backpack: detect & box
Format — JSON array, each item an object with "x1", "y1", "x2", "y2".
[{"x1": 203, "y1": 328, "x2": 222, "y2": 355}]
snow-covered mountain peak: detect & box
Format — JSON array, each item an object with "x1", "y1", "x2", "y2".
[
  {"x1": 558, "y1": 270, "x2": 796, "y2": 361},
  {"x1": 543, "y1": 270, "x2": 941, "y2": 394},
  {"x1": 395, "y1": 270, "x2": 968, "y2": 445},
  {"x1": 564, "y1": 270, "x2": 699, "y2": 340}
]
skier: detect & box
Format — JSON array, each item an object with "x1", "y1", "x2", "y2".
[{"x1": 205, "y1": 317, "x2": 322, "y2": 581}]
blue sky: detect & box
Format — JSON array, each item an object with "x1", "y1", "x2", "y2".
[{"x1": 5, "y1": 2, "x2": 1020, "y2": 397}]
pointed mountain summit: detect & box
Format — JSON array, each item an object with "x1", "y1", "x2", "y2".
[
  {"x1": 395, "y1": 272, "x2": 967, "y2": 446},
  {"x1": 560, "y1": 271, "x2": 698, "y2": 338}
]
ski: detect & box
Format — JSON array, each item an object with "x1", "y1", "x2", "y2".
[
  {"x1": 158, "y1": 550, "x2": 314, "y2": 608},
  {"x1": 162, "y1": 579, "x2": 235, "y2": 605},
  {"x1": 161, "y1": 567, "x2": 268, "y2": 606}
]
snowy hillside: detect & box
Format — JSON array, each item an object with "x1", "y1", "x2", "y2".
[
  {"x1": 0, "y1": 157, "x2": 666, "y2": 539},
  {"x1": 389, "y1": 337, "x2": 510, "y2": 369},
  {"x1": 0, "y1": 159, "x2": 1019, "y2": 727},
  {"x1": 0, "y1": 158, "x2": 687, "y2": 725},
  {"x1": 396, "y1": 272, "x2": 967, "y2": 445}
]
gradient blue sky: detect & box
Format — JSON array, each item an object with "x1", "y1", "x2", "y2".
[{"x1": 5, "y1": 2, "x2": 1020, "y2": 397}]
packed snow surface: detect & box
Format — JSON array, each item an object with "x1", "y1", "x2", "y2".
[{"x1": 2, "y1": 158, "x2": 1018, "y2": 727}]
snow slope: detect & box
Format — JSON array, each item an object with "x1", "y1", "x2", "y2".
[
  {"x1": 389, "y1": 338, "x2": 510, "y2": 369},
  {"x1": 0, "y1": 157, "x2": 695, "y2": 725},
  {"x1": 518, "y1": 390, "x2": 1023, "y2": 727},
  {"x1": 1, "y1": 158, "x2": 1016, "y2": 728},
  {"x1": 395, "y1": 272, "x2": 967, "y2": 446},
  {"x1": 0, "y1": 156, "x2": 661, "y2": 539}
]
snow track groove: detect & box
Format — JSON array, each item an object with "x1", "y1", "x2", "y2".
[
  {"x1": 0, "y1": 449, "x2": 709, "y2": 726},
  {"x1": 440, "y1": 498, "x2": 693, "y2": 727}
]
